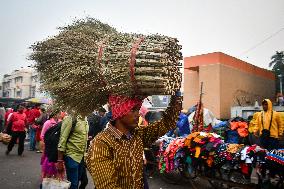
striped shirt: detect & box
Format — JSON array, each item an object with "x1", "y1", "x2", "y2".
[{"x1": 86, "y1": 106, "x2": 179, "y2": 189}]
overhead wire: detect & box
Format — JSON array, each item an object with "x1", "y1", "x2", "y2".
[{"x1": 239, "y1": 27, "x2": 284, "y2": 57}]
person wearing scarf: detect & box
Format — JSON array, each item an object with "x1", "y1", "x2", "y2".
[{"x1": 86, "y1": 94, "x2": 181, "y2": 189}]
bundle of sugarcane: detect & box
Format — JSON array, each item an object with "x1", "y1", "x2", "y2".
[{"x1": 30, "y1": 18, "x2": 182, "y2": 116}]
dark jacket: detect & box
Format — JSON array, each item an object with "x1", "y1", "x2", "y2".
[{"x1": 88, "y1": 113, "x2": 103, "y2": 139}]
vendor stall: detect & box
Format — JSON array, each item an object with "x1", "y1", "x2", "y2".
[{"x1": 157, "y1": 130, "x2": 284, "y2": 188}]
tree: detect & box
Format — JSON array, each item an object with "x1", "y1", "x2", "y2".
[
  {"x1": 269, "y1": 51, "x2": 284, "y2": 94},
  {"x1": 269, "y1": 51, "x2": 284, "y2": 69}
]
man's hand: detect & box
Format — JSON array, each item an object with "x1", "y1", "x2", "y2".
[
  {"x1": 56, "y1": 161, "x2": 65, "y2": 179},
  {"x1": 143, "y1": 158, "x2": 147, "y2": 165},
  {"x1": 253, "y1": 130, "x2": 259, "y2": 136}
]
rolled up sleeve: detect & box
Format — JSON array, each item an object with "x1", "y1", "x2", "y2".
[
  {"x1": 138, "y1": 99, "x2": 179, "y2": 147},
  {"x1": 58, "y1": 116, "x2": 72, "y2": 152}
]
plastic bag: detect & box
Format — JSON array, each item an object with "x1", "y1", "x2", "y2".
[
  {"x1": 0, "y1": 133, "x2": 11, "y2": 145},
  {"x1": 42, "y1": 178, "x2": 71, "y2": 189}
]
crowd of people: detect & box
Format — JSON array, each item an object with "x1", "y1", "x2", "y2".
[
  {"x1": 0, "y1": 103, "x2": 50, "y2": 156},
  {"x1": 0, "y1": 96, "x2": 283, "y2": 189},
  {"x1": 0, "y1": 102, "x2": 112, "y2": 189},
  {"x1": 0, "y1": 93, "x2": 181, "y2": 189}
]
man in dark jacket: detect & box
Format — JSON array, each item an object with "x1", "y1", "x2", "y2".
[
  {"x1": 87, "y1": 108, "x2": 106, "y2": 142},
  {"x1": 35, "y1": 107, "x2": 48, "y2": 153},
  {"x1": 76, "y1": 107, "x2": 105, "y2": 189}
]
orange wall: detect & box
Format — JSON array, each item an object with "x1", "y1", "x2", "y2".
[{"x1": 184, "y1": 52, "x2": 275, "y2": 80}]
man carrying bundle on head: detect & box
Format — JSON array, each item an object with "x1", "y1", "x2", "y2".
[
  {"x1": 29, "y1": 18, "x2": 183, "y2": 189},
  {"x1": 86, "y1": 94, "x2": 182, "y2": 189}
]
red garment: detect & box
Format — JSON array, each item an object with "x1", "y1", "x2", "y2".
[
  {"x1": 4, "y1": 109, "x2": 13, "y2": 126},
  {"x1": 203, "y1": 124, "x2": 212, "y2": 133},
  {"x1": 192, "y1": 103, "x2": 204, "y2": 132},
  {"x1": 36, "y1": 129, "x2": 41, "y2": 142},
  {"x1": 27, "y1": 108, "x2": 40, "y2": 124},
  {"x1": 24, "y1": 109, "x2": 31, "y2": 119},
  {"x1": 240, "y1": 163, "x2": 249, "y2": 175},
  {"x1": 109, "y1": 95, "x2": 143, "y2": 120},
  {"x1": 10, "y1": 112, "x2": 27, "y2": 132}
]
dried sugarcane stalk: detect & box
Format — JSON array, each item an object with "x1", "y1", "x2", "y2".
[{"x1": 30, "y1": 18, "x2": 182, "y2": 116}]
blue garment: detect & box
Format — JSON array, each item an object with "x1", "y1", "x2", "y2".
[
  {"x1": 176, "y1": 113, "x2": 190, "y2": 137},
  {"x1": 100, "y1": 111, "x2": 112, "y2": 129},
  {"x1": 213, "y1": 121, "x2": 228, "y2": 129},
  {"x1": 64, "y1": 156, "x2": 84, "y2": 189},
  {"x1": 226, "y1": 130, "x2": 239, "y2": 144},
  {"x1": 29, "y1": 127, "x2": 36, "y2": 150},
  {"x1": 166, "y1": 129, "x2": 175, "y2": 137},
  {"x1": 187, "y1": 105, "x2": 197, "y2": 115}
]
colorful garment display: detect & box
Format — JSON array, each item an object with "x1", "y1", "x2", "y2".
[
  {"x1": 230, "y1": 121, "x2": 249, "y2": 137},
  {"x1": 159, "y1": 137, "x2": 185, "y2": 173},
  {"x1": 266, "y1": 149, "x2": 284, "y2": 166},
  {"x1": 176, "y1": 113, "x2": 190, "y2": 137},
  {"x1": 158, "y1": 131, "x2": 282, "y2": 185}
]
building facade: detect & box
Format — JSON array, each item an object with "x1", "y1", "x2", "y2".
[
  {"x1": 1, "y1": 68, "x2": 41, "y2": 99},
  {"x1": 0, "y1": 82, "x2": 2, "y2": 98},
  {"x1": 183, "y1": 52, "x2": 275, "y2": 119}
]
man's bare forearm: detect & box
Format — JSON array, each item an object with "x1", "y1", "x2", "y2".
[{"x1": 58, "y1": 150, "x2": 64, "y2": 161}]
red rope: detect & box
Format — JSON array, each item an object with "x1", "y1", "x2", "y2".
[
  {"x1": 97, "y1": 42, "x2": 107, "y2": 85},
  {"x1": 97, "y1": 43, "x2": 105, "y2": 68},
  {"x1": 129, "y1": 37, "x2": 144, "y2": 90}
]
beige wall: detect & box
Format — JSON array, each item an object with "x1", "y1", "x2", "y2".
[
  {"x1": 183, "y1": 63, "x2": 275, "y2": 119},
  {"x1": 184, "y1": 64, "x2": 221, "y2": 118},
  {"x1": 183, "y1": 69, "x2": 199, "y2": 109},
  {"x1": 220, "y1": 64, "x2": 275, "y2": 119},
  {"x1": 199, "y1": 64, "x2": 221, "y2": 117}
]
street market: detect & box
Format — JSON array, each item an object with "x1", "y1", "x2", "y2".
[{"x1": 1, "y1": 1, "x2": 284, "y2": 189}]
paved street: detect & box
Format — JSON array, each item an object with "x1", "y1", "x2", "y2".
[{"x1": 0, "y1": 141, "x2": 208, "y2": 189}]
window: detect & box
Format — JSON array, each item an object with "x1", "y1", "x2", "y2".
[
  {"x1": 30, "y1": 86, "x2": 36, "y2": 98},
  {"x1": 16, "y1": 90, "x2": 22, "y2": 98},
  {"x1": 3, "y1": 91, "x2": 9, "y2": 97},
  {"x1": 15, "y1": 77, "x2": 23, "y2": 84},
  {"x1": 3, "y1": 81, "x2": 10, "y2": 89},
  {"x1": 32, "y1": 75, "x2": 38, "y2": 83},
  {"x1": 152, "y1": 95, "x2": 170, "y2": 107}
]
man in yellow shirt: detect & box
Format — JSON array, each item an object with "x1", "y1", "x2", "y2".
[{"x1": 251, "y1": 99, "x2": 283, "y2": 149}]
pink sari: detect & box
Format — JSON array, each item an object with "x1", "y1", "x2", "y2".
[{"x1": 40, "y1": 119, "x2": 58, "y2": 178}]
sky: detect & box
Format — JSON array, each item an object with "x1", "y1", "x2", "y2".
[{"x1": 0, "y1": 0, "x2": 283, "y2": 77}]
